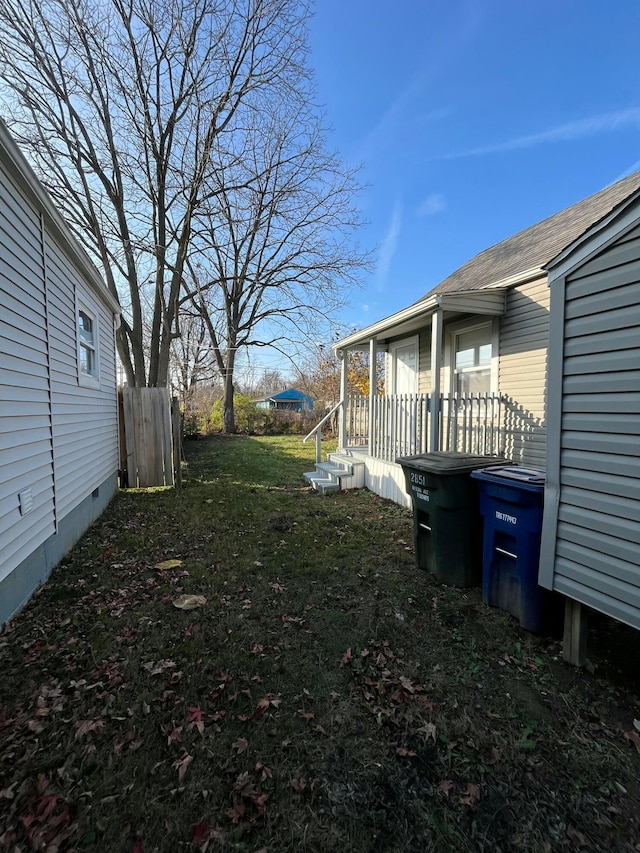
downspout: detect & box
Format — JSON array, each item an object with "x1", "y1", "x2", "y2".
[
  {"x1": 368, "y1": 337, "x2": 376, "y2": 456},
  {"x1": 429, "y1": 308, "x2": 443, "y2": 452},
  {"x1": 338, "y1": 347, "x2": 348, "y2": 451}
]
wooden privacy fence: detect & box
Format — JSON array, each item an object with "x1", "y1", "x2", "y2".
[{"x1": 119, "y1": 387, "x2": 182, "y2": 488}]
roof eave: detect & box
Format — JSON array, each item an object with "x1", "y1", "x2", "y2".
[
  {"x1": 334, "y1": 265, "x2": 543, "y2": 352},
  {"x1": 334, "y1": 295, "x2": 439, "y2": 351},
  {"x1": 545, "y1": 187, "x2": 640, "y2": 280}
]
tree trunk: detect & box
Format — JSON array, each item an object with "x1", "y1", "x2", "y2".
[{"x1": 223, "y1": 368, "x2": 235, "y2": 434}]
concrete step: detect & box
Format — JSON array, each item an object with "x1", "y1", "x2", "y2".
[
  {"x1": 327, "y1": 452, "x2": 366, "y2": 489},
  {"x1": 303, "y1": 472, "x2": 341, "y2": 494},
  {"x1": 304, "y1": 450, "x2": 367, "y2": 494},
  {"x1": 316, "y1": 461, "x2": 352, "y2": 479}
]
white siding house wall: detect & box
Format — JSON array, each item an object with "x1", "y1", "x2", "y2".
[
  {"x1": 0, "y1": 121, "x2": 120, "y2": 623},
  {"x1": 0, "y1": 167, "x2": 56, "y2": 582},
  {"x1": 46, "y1": 245, "x2": 118, "y2": 520},
  {"x1": 540, "y1": 220, "x2": 640, "y2": 629},
  {"x1": 417, "y1": 327, "x2": 432, "y2": 395},
  {"x1": 498, "y1": 276, "x2": 550, "y2": 466}
]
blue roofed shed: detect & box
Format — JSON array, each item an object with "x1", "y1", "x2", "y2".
[{"x1": 255, "y1": 388, "x2": 314, "y2": 412}]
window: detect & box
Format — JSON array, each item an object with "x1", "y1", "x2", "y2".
[
  {"x1": 78, "y1": 307, "x2": 98, "y2": 381},
  {"x1": 453, "y1": 325, "x2": 492, "y2": 394}
]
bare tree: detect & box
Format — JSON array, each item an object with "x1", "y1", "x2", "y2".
[
  {"x1": 169, "y1": 311, "x2": 219, "y2": 404},
  {"x1": 0, "y1": 0, "x2": 311, "y2": 386},
  {"x1": 184, "y1": 102, "x2": 370, "y2": 431},
  {"x1": 251, "y1": 368, "x2": 287, "y2": 398}
]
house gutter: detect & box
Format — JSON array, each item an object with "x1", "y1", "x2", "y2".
[
  {"x1": 333, "y1": 266, "x2": 544, "y2": 352},
  {"x1": 0, "y1": 120, "x2": 121, "y2": 319}
]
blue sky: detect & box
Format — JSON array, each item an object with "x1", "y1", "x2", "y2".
[{"x1": 306, "y1": 0, "x2": 640, "y2": 338}]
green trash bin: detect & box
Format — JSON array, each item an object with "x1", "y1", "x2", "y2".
[{"x1": 396, "y1": 452, "x2": 511, "y2": 587}]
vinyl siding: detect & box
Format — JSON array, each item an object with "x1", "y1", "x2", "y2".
[
  {"x1": 45, "y1": 236, "x2": 118, "y2": 522},
  {"x1": 417, "y1": 327, "x2": 431, "y2": 394},
  {"x1": 0, "y1": 167, "x2": 56, "y2": 582},
  {"x1": 0, "y1": 144, "x2": 118, "y2": 590},
  {"x1": 498, "y1": 275, "x2": 549, "y2": 466},
  {"x1": 553, "y1": 228, "x2": 640, "y2": 628}
]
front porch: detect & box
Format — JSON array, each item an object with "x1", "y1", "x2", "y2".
[
  {"x1": 341, "y1": 391, "x2": 506, "y2": 506},
  {"x1": 343, "y1": 392, "x2": 504, "y2": 461},
  {"x1": 305, "y1": 391, "x2": 507, "y2": 507}
]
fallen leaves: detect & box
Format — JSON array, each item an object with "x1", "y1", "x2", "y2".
[
  {"x1": 154, "y1": 559, "x2": 184, "y2": 570},
  {"x1": 232, "y1": 737, "x2": 248, "y2": 754},
  {"x1": 227, "y1": 771, "x2": 268, "y2": 824},
  {"x1": 174, "y1": 753, "x2": 193, "y2": 783},
  {"x1": 172, "y1": 595, "x2": 207, "y2": 610},
  {"x1": 14, "y1": 776, "x2": 75, "y2": 851},
  {"x1": 624, "y1": 729, "x2": 640, "y2": 753},
  {"x1": 35, "y1": 684, "x2": 64, "y2": 718},
  {"x1": 341, "y1": 639, "x2": 436, "y2": 732},
  {"x1": 74, "y1": 718, "x2": 106, "y2": 741},
  {"x1": 459, "y1": 782, "x2": 481, "y2": 806},
  {"x1": 191, "y1": 820, "x2": 223, "y2": 851},
  {"x1": 187, "y1": 706, "x2": 205, "y2": 736},
  {"x1": 142, "y1": 659, "x2": 176, "y2": 676}
]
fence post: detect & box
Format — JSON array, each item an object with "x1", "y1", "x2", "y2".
[
  {"x1": 172, "y1": 397, "x2": 182, "y2": 489},
  {"x1": 117, "y1": 387, "x2": 128, "y2": 488}
]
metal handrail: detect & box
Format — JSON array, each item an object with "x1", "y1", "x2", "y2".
[{"x1": 303, "y1": 399, "x2": 343, "y2": 464}]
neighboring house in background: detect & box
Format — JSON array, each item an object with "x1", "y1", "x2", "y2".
[
  {"x1": 304, "y1": 171, "x2": 640, "y2": 505},
  {"x1": 0, "y1": 120, "x2": 121, "y2": 625},
  {"x1": 539, "y1": 185, "x2": 640, "y2": 657},
  {"x1": 255, "y1": 388, "x2": 314, "y2": 412}
]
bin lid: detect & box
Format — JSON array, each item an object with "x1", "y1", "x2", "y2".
[
  {"x1": 471, "y1": 465, "x2": 546, "y2": 487},
  {"x1": 396, "y1": 452, "x2": 512, "y2": 475}
]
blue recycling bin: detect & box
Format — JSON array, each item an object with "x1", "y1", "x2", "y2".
[{"x1": 470, "y1": 465, "x2": 548, "y2": 632}]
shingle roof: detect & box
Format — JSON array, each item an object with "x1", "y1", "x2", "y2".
[
  {"x1": 270, "y1": 388, "x2": 312, "y2": 403},
  {"x1": 415, "y1": 170, "x2": 640, "y2": 303}
]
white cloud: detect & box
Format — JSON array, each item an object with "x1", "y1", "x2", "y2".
[
  {"x1": 375, "y1": 201, "x2": 402, "y2": 291},
  {"x1": 417, "y1": 193, "x2": 446, "y2": 216},
  {"x1": 442, "y1": 107, "x2": 640, "y2": 160},
  {"x1": 356, "y1": 84, "x2": 439, "y2": 165},
  {"x1": 355, "y1": 3, "x2": 483, "y2": 165}
]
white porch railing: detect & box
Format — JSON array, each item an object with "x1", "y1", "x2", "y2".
[
  {"x1": 346, "y1": 393, "x2": 504, "y2": 461},
  {"x1": 303, "y1": 399, "x2": 342, "y2": 464}
]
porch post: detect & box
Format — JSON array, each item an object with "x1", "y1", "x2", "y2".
[
  {"x1": 429, "y1": 308, "x2": 443, "y2": 452},
  {"x1": 368, "y1": 337, "x2": 376, "y2": 456},
  {"x1": 338, "y1": 348, "x2": 348, "y2": 451}
]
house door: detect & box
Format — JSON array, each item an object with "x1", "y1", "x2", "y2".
[
  {"x1": 389, "y1": 338, "x2": 418, "y2": 455},
  {"x1": 391, "y1": 339, "x2": 418, "y2": 394}
]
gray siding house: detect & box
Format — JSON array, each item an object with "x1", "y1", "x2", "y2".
[
  {"x1": 305, "y1": 172, "x2": 640, "y2": 505},
  {"x1": 539, "y1": 186, "x2": 640, "y2": 659},
  {"x1": 0, "y1": 121, "x2": 121, "y2": 625}
]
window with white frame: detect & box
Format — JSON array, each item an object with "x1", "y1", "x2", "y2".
[
  {"x1": 78, "y1": 307, "x2": 98, "y2": 380},
  {"x1": 453, "y1": 325, "x2": 492, "y2": 394}
]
